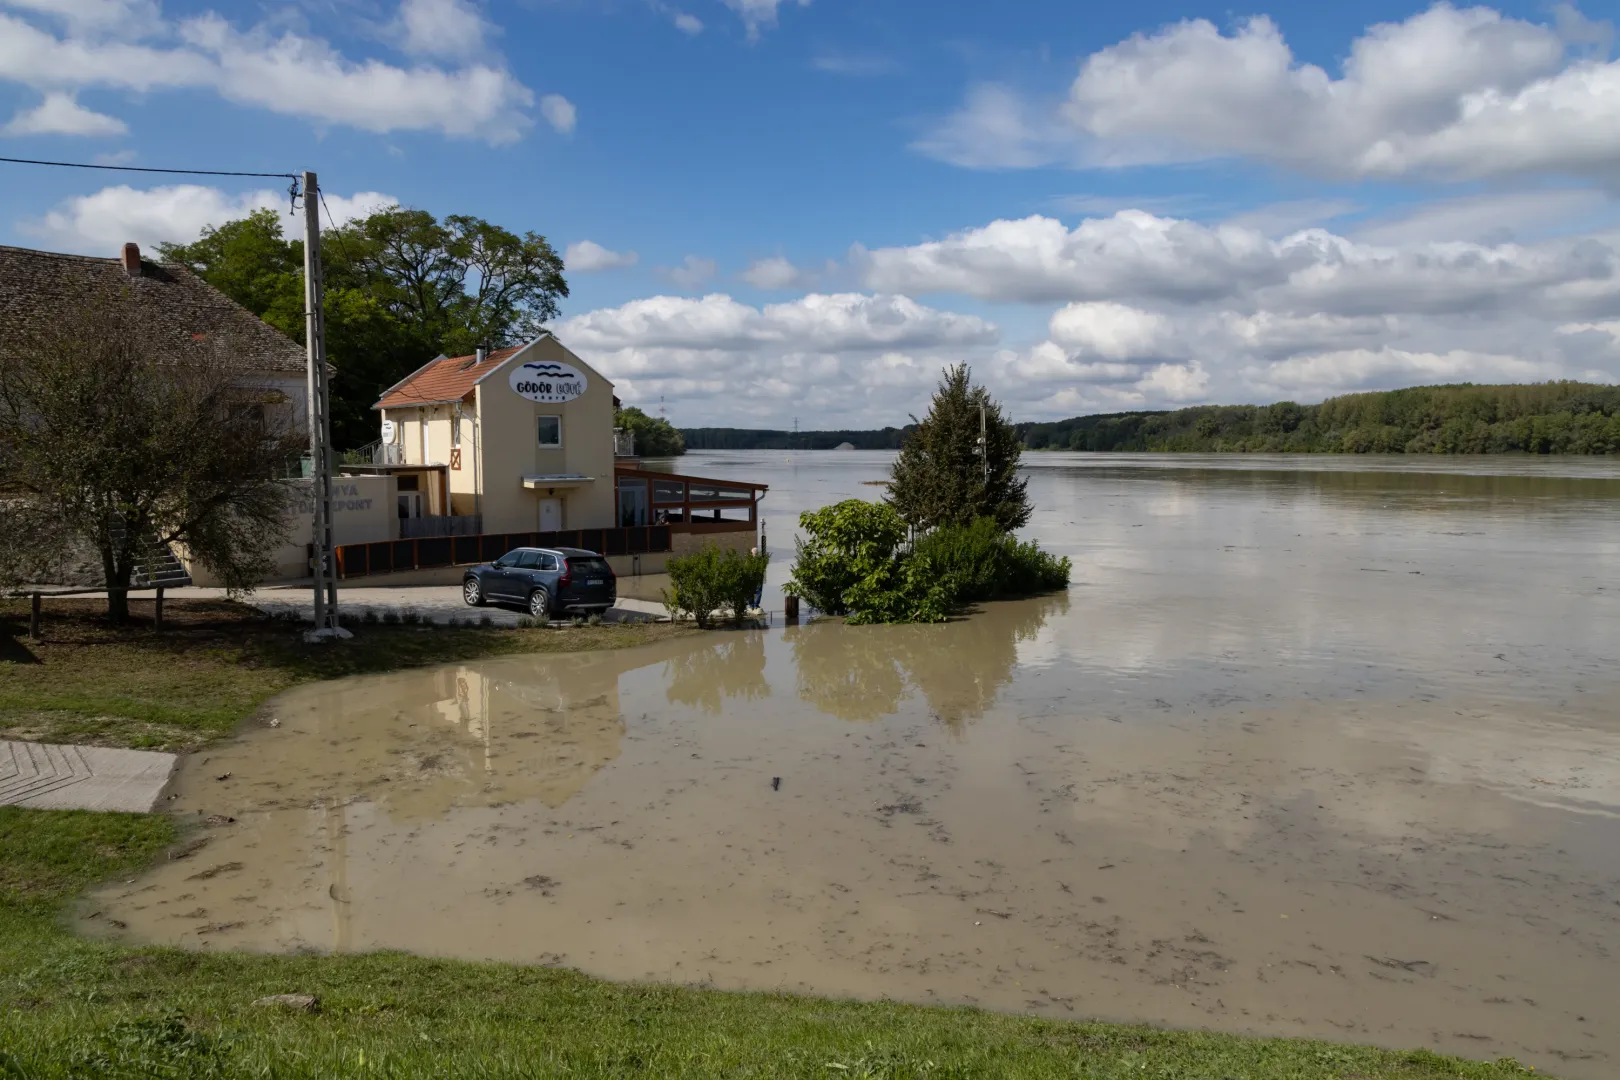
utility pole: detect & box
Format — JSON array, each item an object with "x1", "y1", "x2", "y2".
[
  {"x1": 302, "y1": 170, "x2": 347, "y2": 642},
  {"x1": 980, "y1": 404, "x2": 988, "y2": 483}
]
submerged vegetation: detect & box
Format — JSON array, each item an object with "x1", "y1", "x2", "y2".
[
  {"x1": 786, "y1": 366, "x2": 1068, "y2": 624},
  {"x1": 1020, "y1": 381, "x2": 1620, "y2": 454},
  {"x1": 662, "y1": 545, "x2": 769, "y2": 628}
]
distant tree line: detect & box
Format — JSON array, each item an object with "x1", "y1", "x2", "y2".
[
  {"x1": 1020, "y1": 382, "x2": 1620, "y2": 455},
  {"x1": 680, "y1": 427, "x2": 912, "y2": 450}
]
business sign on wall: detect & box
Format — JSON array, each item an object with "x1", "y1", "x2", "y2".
[{"x1": 510, "y1": 360, "x2": 588, "y2": 403}]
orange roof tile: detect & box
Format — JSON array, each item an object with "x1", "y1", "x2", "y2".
[{"x1": 374, "y1": 346, "x2": 524, "y2": 409}]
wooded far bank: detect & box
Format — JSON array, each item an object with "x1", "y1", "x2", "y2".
[{"x1": 680, "y1": 382, "x2": 1620, "y2": 455}]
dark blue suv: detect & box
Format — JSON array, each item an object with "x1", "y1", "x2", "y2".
[{"x1": 462, "y1": 546, "x2": 616, "y2": 620}]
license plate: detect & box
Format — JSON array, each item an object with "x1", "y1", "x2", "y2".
[{"x1": 587, "y1": 578, "x2": 603, "y2": 585}]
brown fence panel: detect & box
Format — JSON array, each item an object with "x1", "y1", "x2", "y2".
[
  {"x1": 650, "y1": 525, "x2": 672, "y2": 552},
  {"x1": 602, "y1": 530, "x2": 627, "y2": 556},
  {"x1": 453, "y1": 536, "x2": 481, "y2": 565},
  {"x1": 417, "y1": 537, "x2": 452, "y2": 568},
  {"x1": 389, "y1": 539, "x2": 415, "y2": 572}
]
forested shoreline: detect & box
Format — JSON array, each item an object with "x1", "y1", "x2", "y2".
[{"x1": 684, "y1": 383, "x2": 1620, "y2": 455}]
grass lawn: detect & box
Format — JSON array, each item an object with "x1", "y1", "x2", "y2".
[
  {"x1": 0, "y1": 597, "x2": 690, "y2": 751},
  {"x1": 0, "y1": 599, "x2": 1544, "y2": 1078}
]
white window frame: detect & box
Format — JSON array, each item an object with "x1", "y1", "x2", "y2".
[
  {"x1": 537, "y1": 415, "x2": 562, "y2": 449},
  {"x1": 451, "y1": 414, "x2": 462, "y2": 447}
]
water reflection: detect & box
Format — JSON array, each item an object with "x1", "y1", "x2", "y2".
[
  {"x1": 787, "y1": 592, "x2": 1067, "y2": 727},
  {"x1": 664, "y1": 631, "x2": 770, "y2": 714}
]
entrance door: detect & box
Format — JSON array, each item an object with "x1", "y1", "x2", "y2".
[
  {"x1": 397, "y1": 492, "x2": 423, "y2": 519},
  {"x1": 618, "y1": 482, "x2": 648, "y2": 527},
  {"x1": 539, "y1": 497, "x2": 562, "y2": 532}
]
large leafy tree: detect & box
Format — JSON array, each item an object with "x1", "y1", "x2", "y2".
[
  {"x1": 615, "y1": 405, "x2": 685, "y2": 457},
  {"x1": 159, "y1": 205, "x2": 569, "y2": 450},
  {"x1": 0, "y1": 297, "x2": 303, "y2": 622},
  {"x1": 886, "y1": 364, "x2": 1030, "y2": 532}
]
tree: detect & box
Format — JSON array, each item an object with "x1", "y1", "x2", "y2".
[
  {"x1": 616, "y1": 405, "x2": 685, "y2": 457},
  {"x1": 0, "y1": 297, "x2": 303, "y2": 622},
  {"x1": 160, "y1": 205, "x2": 569, "y2": 450},
  {"x1": 887, "y1": 364, "x2": 1030, "y2": 532}
]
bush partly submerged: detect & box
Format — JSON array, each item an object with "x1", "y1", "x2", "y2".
[
  {"x1": 664, "y1": 545, "x2": 770, "y2": 629},
  {"x1": 787, "y1": 500, "x2": 1068, "y2": 624}
]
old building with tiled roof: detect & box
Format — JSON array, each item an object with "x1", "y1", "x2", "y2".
[{"x1": 0, "y1": 242, "x2": 306, "y2": 374}]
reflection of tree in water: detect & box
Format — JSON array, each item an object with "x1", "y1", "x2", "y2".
[
  {"x1": 664, "y1": 631, "x2": 770, "y2": 714},
  {"x1": 789, "y1": 591, "x2": 1068, "y2": 728}
]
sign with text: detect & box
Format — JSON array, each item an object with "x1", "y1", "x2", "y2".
[{"x1": 510, "y1": 360, "x2": 587, "y2": 403}]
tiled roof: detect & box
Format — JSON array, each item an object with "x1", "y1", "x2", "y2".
[
  {"x1": 0, "y1": 244, "x2": 307, "y2": 373},
  {"x1": 375, "y1": 346, "x2": 523, "y2": 409}
]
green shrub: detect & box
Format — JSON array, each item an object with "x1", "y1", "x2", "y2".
[
  {"x1": 786, "y1": 500, "x2": 951, "y2": 625},
  {"x1": 913, "y1": 517, "x2": 1071, "y2": 602},
  {"x1": 664, "y1": 545, "x2": 770, "y2": 629}
]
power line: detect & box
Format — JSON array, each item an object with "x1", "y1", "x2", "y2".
[{"x1": 0, "y1": 155, "x2": 297, "y2": 179}]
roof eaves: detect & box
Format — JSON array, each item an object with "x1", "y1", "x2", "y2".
[
  {"x1": 471, "y1": 334, "x2": 552, "y2": 386},
  {"x1": 374, "y1": 353, "x2": 449, "y2": 406}
]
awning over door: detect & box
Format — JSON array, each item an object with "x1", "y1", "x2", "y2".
[{"x1": 521, "y1": 474, "x2": 596, "y2": 490}]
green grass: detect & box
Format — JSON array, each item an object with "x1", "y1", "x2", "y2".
[
  {"x1": 0, "y1": 600, "x2": 1547, "y2": 1078},
  {"x1": 0, "y1": 807, "x2": 1541, "y2": 1079},
  {"x1": 0, "y1": 598, "x2": 689, "y2": 751}
]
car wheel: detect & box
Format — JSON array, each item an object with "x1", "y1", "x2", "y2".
[
  {"x1": 463, "y1": 578, "x2": 484, "y2": 607},
  {"x1": 528, "y1": 588, "x2": 550, "y2": 621}
]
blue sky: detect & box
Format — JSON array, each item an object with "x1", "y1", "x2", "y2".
[{"x1": 2, "y1": 0, "x2": 1619, "y2": 427}]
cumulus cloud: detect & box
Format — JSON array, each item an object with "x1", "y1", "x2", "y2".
[
  {"x1": 565, "y1": 240, "x2": 638, "y2": 272},
  {"x1": 539, "y1": 93, "x2": 575, "y2": 134},
  {"x1": 739, "y1": 255, "x2": 808, "y2": 289},
  {"x1": 2, "y1": 90, "x2": 126, "y2": 135},
  {"x1": 660, "y1": 255, "x2": 718, "y2": 290},
  {"x1": 20, "y1": 183, "x2": 396, "y2": 254},
  {"x1": 921, "y1": 3, "x2": 1620, "y2": 183},
  {"x1": 394, "y1": 0, "x2": 490, "y2": 60},
  {"x1": 721, "y1": 0, "x2": 809, "y2": 40},
  {"x1": 0, "y1": 0, "x2": 538, "y2": 142},
  {"x1": 553, "y1": 292, "x2": 997, "y2": 426},
  {"x1": 673, "y1": 12, "x2": 702, "y2": 35}
]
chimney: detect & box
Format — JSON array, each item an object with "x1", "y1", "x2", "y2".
[
  {"x1": 475, "y1": 346, "x2": 487, "y2": 365},
  {"x1": 120, "y1": 242, "x2": 141, "y2": 278}
]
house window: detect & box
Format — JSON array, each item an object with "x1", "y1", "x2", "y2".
[
  {"x1": 537, "y1": 416, "x2": 561, "y2": 448},
  {"x1": 452, "y1": 416, "x2": 461, "y2": 447}
]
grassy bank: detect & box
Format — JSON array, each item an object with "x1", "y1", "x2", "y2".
[
  {"x1": 0, "y1": 808, "x2": 1539, "y2": 1080},
  {"x1": 0, "y1": 598, "x2": 689, "y2": 751},
  {"x1": 0, "y1": 599, "x2": 1544, "y2": 1078}
]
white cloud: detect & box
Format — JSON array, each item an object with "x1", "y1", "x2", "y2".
[
  {"x1": 565, "y1": 240, "x2": 638, "y2": 272},
  {"x1": 1048, "y1": 301, "x2": 1175, "y2": 358},
  {"x1": 0, "y1": 0, "x2": 160, "y2": 37},
  {"x1": 1350, "y1": 189, "x2": 1612, "y2": 246},
  {"x1": 739, "y1": 255, "x2": 807, "y2": 289},
  {"x1": 672, "y1": 12, "x2": 702, "y2": 35},
  {"x1": 20, "y1": 183, "x2": 395, "y2": 254},
  {"x1": 395, "y1": 0, "x2": 489, "y2": 60},
  {"x1": 1223, "y1": 198, "x2": 1360, "y2": 237},
  {"x1": 1249, "y1": 347, "x2": 1563, "y2": 399},
  {"x1": 721, "y1": 0, "x2": 808, "y2": 40},
  {"x1": 2, "y1": 90, "x2": 126, "y2": 135},
  {"x1": 0, "y1": 2, "x2": 536, "y2": 143},
  {"x1": 539, "y1": 93, "x2": 575, "y2": 134},
  {"x1": 811, "y1": 52, "x2": 897, "y2": 75},
  {"x1": 553, "y1": 292, "x2": 997, "y2": 427},
  {"x1": 922, "y1": 4, "x2": 1620, "y2": 183},
  {"x1": 856, "y1": 210, "x2": 1620, "y2": 319},
  {"x1": 660, "y1": 255, "x2": 718, "y2": 290}
]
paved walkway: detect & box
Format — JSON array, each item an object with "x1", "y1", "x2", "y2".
[{"x1": 1, "y1": 740, "x2": 176, "y2": 813}]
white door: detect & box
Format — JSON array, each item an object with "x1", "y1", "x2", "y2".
[
  {"x1": 539, "y1": 498, "x2": 562, "y2": 532},
  {"x1": 397, "y1": 493, "x2": 423, "y2": 519}
]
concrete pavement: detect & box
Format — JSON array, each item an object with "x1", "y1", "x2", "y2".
[{"x1": 1, "y1": 740, "x2": 177, "y2": 813}]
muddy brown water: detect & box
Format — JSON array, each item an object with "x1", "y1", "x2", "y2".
[{"x1": 89, "y1": 453, "x2": 1620, "y2": 1077}]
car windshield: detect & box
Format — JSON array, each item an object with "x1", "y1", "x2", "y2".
[{"x1": 567, "y1": 557, "x2": 611, "y2": 576}]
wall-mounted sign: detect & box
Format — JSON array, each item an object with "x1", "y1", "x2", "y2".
[
  {"x1": 510, "y1": 360, "x2": 587, "y2": 403},
  {"x1": 380, "y1": 419, "x2": 396, "y2": 443}
]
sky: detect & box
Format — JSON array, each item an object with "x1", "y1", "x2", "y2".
[{"x1": 2, "y1": 0, "x2": 1619, "y2": 429}]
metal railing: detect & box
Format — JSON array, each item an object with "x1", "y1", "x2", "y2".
[
  {"x1": 329, "y1": 525, "x2": 672, "y2": 580},
  {"x1": 613, "y1": 428, "x2": 635, "y2": 457},
  {"x1": 343, "y1": 440, "x2": 404, "y2": 467},
  {"x1": 400, "y1": 514, "x2": 482, "y2": 538}
]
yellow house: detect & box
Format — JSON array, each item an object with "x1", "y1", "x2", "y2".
[
  {"x1": 332, "y1": 334, "x2": 764, "y2": 581},
  {"x1": 374, "y1": 334, "x2": 619, "y2": 534}
]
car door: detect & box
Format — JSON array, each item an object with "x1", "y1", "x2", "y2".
[
  {"x1": 485, "y1": 551, "x2": 520, "y2": 599},
  {"x1": 512, "y1": 549, "x2": 548, "y2": 601}
]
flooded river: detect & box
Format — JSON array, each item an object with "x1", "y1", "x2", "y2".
[{"x1": 90, "y1": 453, "x2": 1620, "y2": 1076}]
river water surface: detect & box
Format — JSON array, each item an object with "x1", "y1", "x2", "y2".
[{"x1": 91, "y1": 453, "x2": 1620, "y2": 1077}]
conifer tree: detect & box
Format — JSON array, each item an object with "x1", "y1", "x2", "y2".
[{"x1": 886, "y1": 364, "x2": 1030, "y2": 532}]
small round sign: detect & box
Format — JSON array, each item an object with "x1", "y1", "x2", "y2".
[{"x1": 510, "y1": 360, "x2": 588, "y2": 403}]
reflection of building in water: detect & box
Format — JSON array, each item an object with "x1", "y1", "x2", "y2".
[
  {"x1": 399, "y1": 652, "x2": 631, "y2": 814},
  {"x1": 789, "y1": 592, "x2": 1068, "y2": 726}
]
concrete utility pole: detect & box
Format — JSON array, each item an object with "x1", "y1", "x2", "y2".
[{"x1": 302, "y1": 170, "x2": 347, "y2": 642}]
